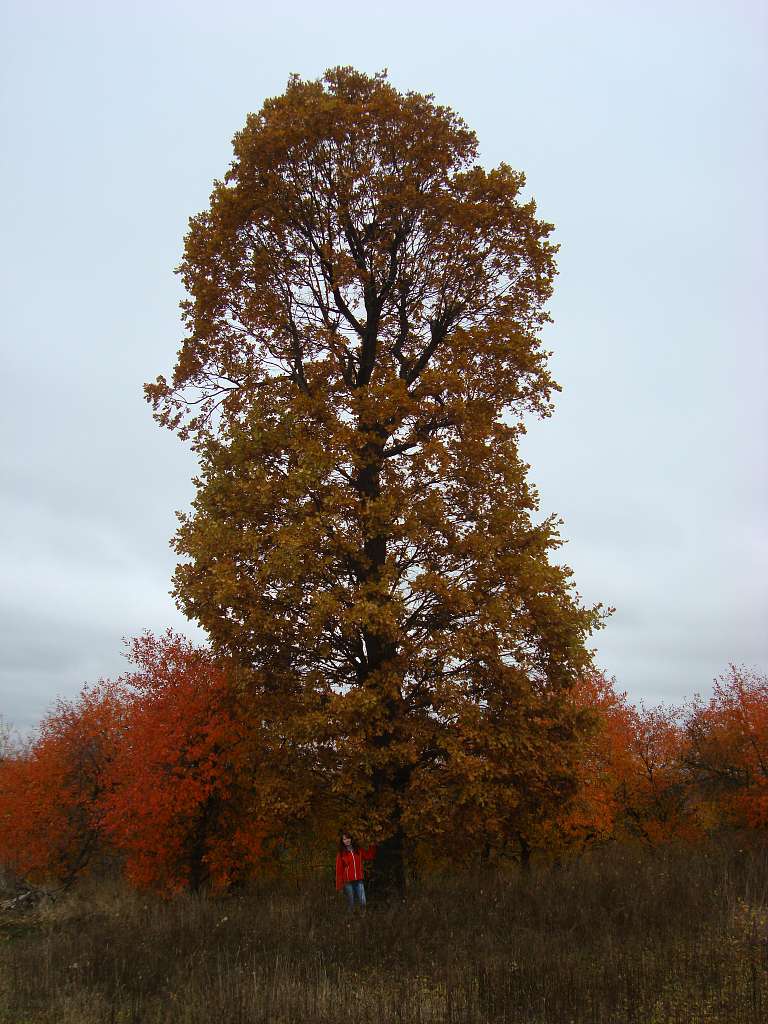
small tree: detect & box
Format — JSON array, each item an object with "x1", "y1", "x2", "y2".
[
  {"x1": 0, "y1": 684, "x2": 123, "y2": 887},
  {"x1": 101, "y1": 633, "x2": 283, "y2": 892},
  {"x1": 147, "y1": 68, "x2": 606, "y2": 888},
  {"x1": 684, "y1": 667, "x2": 768, "y2": 830}
]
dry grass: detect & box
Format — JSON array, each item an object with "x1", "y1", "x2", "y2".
[{"x1": 1, "y1": 839, "x2": 766, "y2": 1023}]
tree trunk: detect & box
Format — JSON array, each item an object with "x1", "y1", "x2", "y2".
[
  {"x1": 519, "y1": 835, "x2": 531, "y2": 871},
  {"x1": 370, "y1": 825, "x2": 407, "y2": 898},
  {"x1": 353, "y1": 424, "x2": 410, "y2": 897},
  {"x1": 188, "y1": 797, "x2": 216, "y2": 893}
]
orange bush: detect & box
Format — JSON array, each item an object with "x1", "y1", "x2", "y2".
[
  {"x1": 684, "y1": 667, "x2": 768, "y2": 830},
  {"x1": 0, "y1": 682, "x2": 124, "y2": 885},
  {"x1": 100, "y1": 632, "x2": 270, "y2": 892},
  {"x1": 553, "y1": 672, "x2": 700, "y2": 850}
]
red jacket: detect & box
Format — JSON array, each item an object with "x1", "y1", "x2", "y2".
[{"x1": 335, "y1": 845, "x2": 376, "y2": 889}]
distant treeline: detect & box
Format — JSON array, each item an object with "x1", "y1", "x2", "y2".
[{"x1": 0, "y1": 631, "x2": 765, "y2": 893}]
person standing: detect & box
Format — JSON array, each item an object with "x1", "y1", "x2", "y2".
[{"x1": 335, "y1": 833, "x2": 376, "y2": 911}]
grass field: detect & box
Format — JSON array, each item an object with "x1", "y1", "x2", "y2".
[{"x1": 1, "y1": 839, "x2": 766, "y2": 1023}]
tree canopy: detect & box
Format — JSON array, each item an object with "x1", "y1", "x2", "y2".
[{"x1": 145, "y1": 67, "x2": 606, "y2": 886}]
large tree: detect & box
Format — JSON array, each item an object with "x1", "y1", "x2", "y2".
[{"x1": 147, "y1": 68, "x2": 605, "y2": 889}]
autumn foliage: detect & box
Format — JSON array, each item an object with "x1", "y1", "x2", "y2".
[
  {"x1": 144, "y1": 65, "x2": 607, "y2": 889},
  {"x1": 0, "y1": 633, "x2": 307, "y2": 892},
  {"x1": 0, "y1": 682, "x2": 123, "y2": 885},
  {"x1": 549, "y1": 666, "x2": 768, "y2": 853},
  {"x1": 1, "y1": 71, "x2": 764, "y2": 892},
  {"x1": 684, "y1": 667, "x2": 768, "y2": 830},
  {"x1": 557, "y1": 674, "x2": 697, "y2": 848},
  {"x1": 98, "y1": 634, "x2": 273, "y2": 892},
  {"x1": 1, "y1": 644, "x2": 765, "y2": 891}
]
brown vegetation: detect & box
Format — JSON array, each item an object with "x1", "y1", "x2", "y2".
[{"x1": 1, "y1": 839, "x2": 765, "y2": 1024}]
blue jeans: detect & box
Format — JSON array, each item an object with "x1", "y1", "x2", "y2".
[{"x1": 343, "y1": 880, "x2": 366, "y2": 910}]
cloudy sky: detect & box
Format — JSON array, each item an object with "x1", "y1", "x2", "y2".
[{"x1": 1, "y1": 1, "x2": 766, "y2": 734}]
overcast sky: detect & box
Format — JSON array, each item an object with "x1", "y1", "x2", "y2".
[{"x1": 1, "y1": 0, "x2": 766, "y2": 734}]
